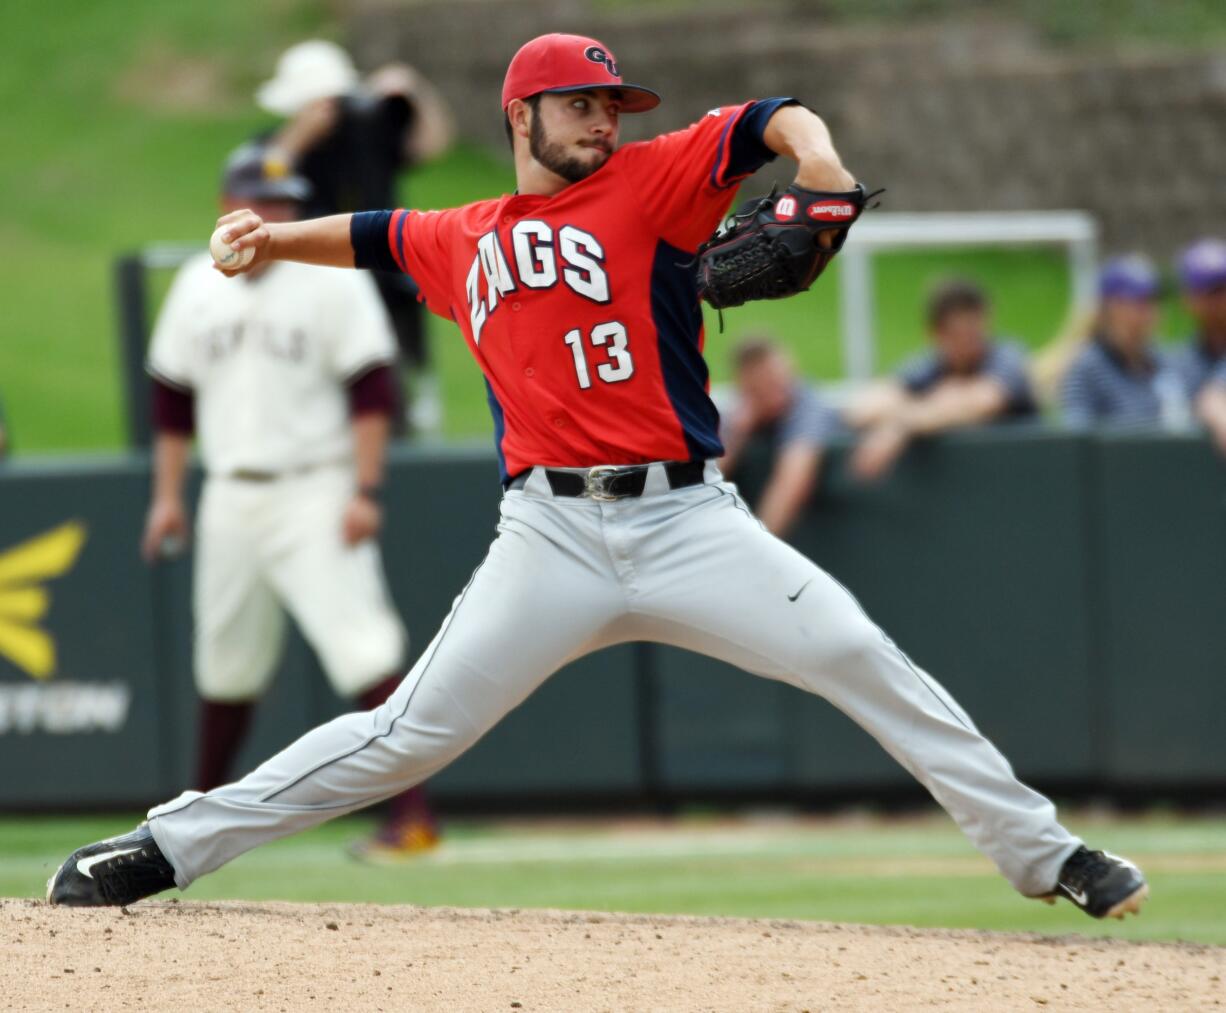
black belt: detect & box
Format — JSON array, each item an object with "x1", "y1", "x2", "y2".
[
  {"x1": 228, "y1": 469, "x2": 281, "y2": 483},
  {"x1": 508, "y1": 461, "x2": 706, "y2": 500},
  {"x1": 224, "y1": 460, "x2": 341, "y2": 483}
]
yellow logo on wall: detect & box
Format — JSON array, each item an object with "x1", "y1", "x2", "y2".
[{"x1": 0, "y1": 521, "x2": 87, "y2": 680}]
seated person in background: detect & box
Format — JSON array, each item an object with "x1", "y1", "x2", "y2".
[
  {"x1": 845, "y1": 278, "x2": 1036, "y2": 480},
  {"x1": 1173, "y1": 239, "x2": 1226, "y2": 452},
  {"x1": 1060, "y1": 255, "x2": 1187, "y2": 429},
  {"x1": 719, "y1": 337, "x2": 842, "y2": 537}
]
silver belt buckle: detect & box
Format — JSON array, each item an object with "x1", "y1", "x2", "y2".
[{"x1": 583, "y1": 465, "x2": 622, "y2": 501}]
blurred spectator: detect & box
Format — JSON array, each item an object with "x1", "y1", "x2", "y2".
[
  {"x1": 1173, "y1": 239, "x2": 1226, "y2": 452},
  {"x1": 1030, "y1": 305, "x2": 1096, "y2": 408},
  {"x1": 1198, "y1": 366, "x2": 1226, "y2": 454},
  {"x1": 257, "y1": 40, "x2": 456, "y2": 432},
  {"x1": 0, "y1": 395, "x2": 8, "y2": 460},
  {"x1": 1060, "y1": 255, "x2": 1188, "y2": 429},
  {"x1": 142, "y1": 143, "x2": 438, "y2": 860},
  {"x1": 845, "y1": 279, "x2": 1036, "y2": 480},
  {"x1": 719, "y1": 337, "x2": 842, "y2": 537}
]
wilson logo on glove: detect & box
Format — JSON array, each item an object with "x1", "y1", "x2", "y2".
[
  {"x1": 806, "y1": 201, "x2": 857, "y2": 222},
  {"x1": 774, "y1": 196, "x2": 799, "y2": 219}
]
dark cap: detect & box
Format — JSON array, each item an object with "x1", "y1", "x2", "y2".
[{"x1": 221, "y1": 142, "x2": 312, "y2": 202}]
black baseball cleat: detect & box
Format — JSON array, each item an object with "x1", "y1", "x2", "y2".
[
  {"x1": 46, "y1": 823, "x2": 177, "y2": 907},
  {"x1": 1042, "y1": 845, "x2": 1149, "y2": 919}
]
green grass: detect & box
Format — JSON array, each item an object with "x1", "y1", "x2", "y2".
[
  {"x1": 0, "y1": 0, "x2": 1204, "y2": 455},
  {"x1": 0, "y1": 0, "x2": 340, "y2": 453},
  {"x1": 6, "y1": 812, "x2": 1224, "y2": 945}
]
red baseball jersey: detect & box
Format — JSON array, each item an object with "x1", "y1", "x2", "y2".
[{"x1": 353, "y1": 98, "x2": 794, "y2": 480}]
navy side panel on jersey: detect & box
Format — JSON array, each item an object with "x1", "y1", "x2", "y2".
[
  {"x1": 484, "y1": 378, "x2": 510, "y2": 483},
  {"x1": 651, "y1": 239, "x2": 723, "y2": 461}
]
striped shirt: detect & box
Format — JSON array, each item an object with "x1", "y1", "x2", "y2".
[
  {"x1": 1060, "y1": 338, "x2": 1190, "y2": 429},
  {"x1": 724, "y1": 381, "x2": 844, "y2": 453},
  {"x1": 1169, "y1": 338, "x2": 1226, "y2": 401},
  {"x1": 897, "y1": 339, "x2": 1037, "y2": 419}
]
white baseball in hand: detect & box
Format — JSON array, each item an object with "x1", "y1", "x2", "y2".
[{"x1": 209, "y1": 227, "x2": 255, "y2": 270}]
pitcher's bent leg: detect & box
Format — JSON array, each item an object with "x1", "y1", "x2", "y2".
[
  {"x1": 634, "y1": 486, "x2": 1080, "y2": 897},
  {"x1": 147, "y1": 495, "x2": 622, "y2": 888}
]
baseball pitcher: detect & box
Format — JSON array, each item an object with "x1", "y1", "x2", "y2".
[{"x1": 50, "y1": 34, "x2": 1146, "y2": 920}]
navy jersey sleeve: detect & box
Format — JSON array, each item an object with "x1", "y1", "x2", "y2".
[
  {"x1": 351, "y1": 210, "x2": 399, "y2": 271},
  {"x1": 352, "y1": 207, "x2": 458, "y2": 318}
]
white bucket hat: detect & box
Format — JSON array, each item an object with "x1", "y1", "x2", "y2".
[{"x1": 256, "y1": 40, "x2": 359, "y2": 116}]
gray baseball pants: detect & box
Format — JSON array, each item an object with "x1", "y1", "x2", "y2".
[{"x1": 148, "y1": 462, "x2": 1080, "y2": 897}]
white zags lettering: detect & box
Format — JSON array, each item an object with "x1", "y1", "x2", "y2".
[
  {"x1": 477, "y1": 231, "x2": 516, "y2": 312},
  {"x1": 464, "y1": 224, "x2": 611, "y2": 339},
  {"x1": 466, "y1": 257, "x2": 487, "y2": 343},
  {"x1": 511, "y1": 221, "x2": 557, "y2": 288},
  {"x1": 559, "y1": 226, "x2": 609, "y2": 304}
]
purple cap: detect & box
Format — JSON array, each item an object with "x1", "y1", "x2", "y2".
[
  {"x1": 1178, "y1": 239, "x2": 1226, "y2": 293},
  {"x1": 1098, "y1": 254, "x2": 1159, "y2": 301}
]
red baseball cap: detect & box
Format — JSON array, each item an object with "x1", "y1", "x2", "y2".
[{"x1": 501, "y1": 33, "x2": 660, "y2": 113}]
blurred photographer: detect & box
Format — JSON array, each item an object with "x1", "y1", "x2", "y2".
[{"x1": 257, "y1": 40, "x2": 455, "y2": 431}]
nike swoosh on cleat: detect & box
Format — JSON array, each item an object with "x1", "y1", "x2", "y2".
[
  {"x1": 1062, "y1": 885, "x2": 1089, "y2": 906},
  {"x1": 787, "y1": 579, "x2": 813, "y2": 603},
  {"x1": 77, "y1": 846, "x2": 140, "y2": 880}
]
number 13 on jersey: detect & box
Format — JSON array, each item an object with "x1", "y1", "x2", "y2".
[{"x1": 563, "y1": 322, "x2": 634, "y2": 390}]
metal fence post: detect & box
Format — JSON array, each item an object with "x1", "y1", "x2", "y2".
[{"x1": 114, "y1": 254, "x2": 151, "y2": 449}]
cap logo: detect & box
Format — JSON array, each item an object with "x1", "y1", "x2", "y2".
[{"x1": 584, "y1": 45, "x2": 619, "y2": 78}]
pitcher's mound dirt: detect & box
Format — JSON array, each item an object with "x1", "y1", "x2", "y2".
[{"x1": 2, "y1": 898, "x2": 1221, "y2": 1011}]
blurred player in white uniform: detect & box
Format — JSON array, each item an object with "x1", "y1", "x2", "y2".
[{"x1": 141, "y1": 143, "x2": 437, "y2": 858}]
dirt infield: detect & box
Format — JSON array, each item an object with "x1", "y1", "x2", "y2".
[{"x1": 2, "y1": 899, "x2": 1221, "y2": 1012}]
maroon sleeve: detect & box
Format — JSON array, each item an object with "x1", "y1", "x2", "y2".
[
  {"x1": 347, "y1": 364, "x2": 396, "y2": 418},
  {"x1": 152, "y1": 378, "x2": 194, "y2": 434}
]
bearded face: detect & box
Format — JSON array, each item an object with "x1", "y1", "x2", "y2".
[{"x1": 527, "y1": 91, "x2": 620, "y2": 184}]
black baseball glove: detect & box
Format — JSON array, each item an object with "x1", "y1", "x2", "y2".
[{"x1": 695, "y1": 183, "x2": 880, "y2": 309}]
